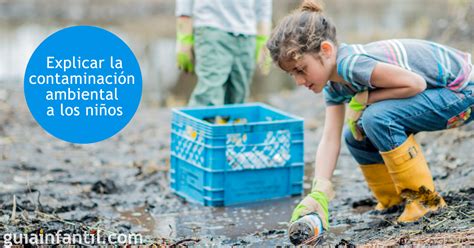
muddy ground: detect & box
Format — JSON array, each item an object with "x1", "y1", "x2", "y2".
[{"x1": 0, "y1": 85, "x2": 473, "y2": 246}]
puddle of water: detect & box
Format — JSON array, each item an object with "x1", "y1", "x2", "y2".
[
  {"x1": 118, "y1": 206, "x2": 156, "y2": 236},
  {"x1": 117, "y1": 196, "x2": 297, "y2": 241}
]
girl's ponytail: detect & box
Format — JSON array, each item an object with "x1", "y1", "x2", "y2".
[
  {"x1": 266, "y1": 0, "x2": 337, "y2": 68},
  {"x1": 300, "y1": 0, "x2": 323, "y2": 13}
]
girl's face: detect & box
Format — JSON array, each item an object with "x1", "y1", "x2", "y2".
[{"x1": 280, "y1": 42, "x2": 337, "y2": 93}]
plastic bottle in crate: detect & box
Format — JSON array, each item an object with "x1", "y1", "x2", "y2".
[{"x1": 288, "y1": 213, "x2": 324, "y2": 245}]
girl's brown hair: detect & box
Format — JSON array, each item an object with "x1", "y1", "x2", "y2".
[{"x1": 266, "y1": 0, "x2": 337, "y2": 68}]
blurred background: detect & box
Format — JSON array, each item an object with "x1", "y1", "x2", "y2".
[{"x1": 0, "y1": 0, "x2": 472, "y2": 106}]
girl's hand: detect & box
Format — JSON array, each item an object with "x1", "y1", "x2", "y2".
[
  {"x1": 291, "y1": 192, "x2": 329, "y2": 227},
  {"x1": 347, "y1": 91, "x2": 369, "y2": 141},
  {"x1": 290, "y1": 177, "x2": 334, "y2": 230}
]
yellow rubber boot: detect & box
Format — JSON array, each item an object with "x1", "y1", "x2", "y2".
[
  {"x1": 360, "y1": 163, "x2": 403, "y2": 210},
  {"x1": 381, "y1": 134, "x2": 446, "y2": 222}
]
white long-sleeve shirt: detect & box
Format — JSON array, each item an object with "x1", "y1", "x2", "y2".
[{"x1": 175, "y1": 0, "x2": 272, "y2": 35}]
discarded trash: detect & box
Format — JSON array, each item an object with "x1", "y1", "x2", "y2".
[
  {"x1": 288, "y1": 214, "x2": 324, "y2": 245},
  {"x1": 203, "y1": 115, "x2": 248, "y2": 125}
]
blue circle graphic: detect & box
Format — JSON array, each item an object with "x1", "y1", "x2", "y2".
[{"x1": 24, "y1": 26, "x2": 142, "y2": 144}]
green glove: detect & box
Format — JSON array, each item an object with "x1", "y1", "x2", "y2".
[
  {"x1": 348, "y1": 95, "x2": 366, "y2": 112},
  {"x1": 176, "y1": 33, "x2": 194, "y2": 73},
  {"x1": 176, "y1": 17, "x2": 194, "y2": 73},
  {"x1": 346, "y1": 91, "x2": 369, "y2": 141},
  {"x1": 291, "y1": 191, "x2": 329, "y2": 227},
  {"x1": 290, "y1": 177, "x2": 334, "y2": 230}
]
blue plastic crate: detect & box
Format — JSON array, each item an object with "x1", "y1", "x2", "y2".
[{"x1": 170, "y1": 103, "x2": 304, "y2": 206}]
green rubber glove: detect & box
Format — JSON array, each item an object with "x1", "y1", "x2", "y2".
[
  {"x1": 177, "y1": 34, "x2": 194, "y2": 73},
  {"x1": 291, "y1": 191, "x2": 330, "y2": 228},
  {"x1": 347, "y1": 91, "x2": 369, "y2": 141},
  {"x1": 290, "y1": 177, "x2": 334, "y2": 230},
  {"x1": 348, "y1": 95, "x2": 366, "y2": 112},
  {"x1": 176, "y1": 17, "x2": 194, "y2": 73}
]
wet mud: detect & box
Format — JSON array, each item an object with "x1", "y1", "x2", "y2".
[{"x1": 0, "y1": 87, "x2": 473, "y2": 246}]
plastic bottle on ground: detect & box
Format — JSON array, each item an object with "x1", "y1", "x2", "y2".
[{"x1": 288, "y1": 213, "x2": 324, "y2": 245}]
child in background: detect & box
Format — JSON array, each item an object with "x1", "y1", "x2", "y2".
[{"x1": 266, "y1": 0, "x2": 473, "y2": 230}]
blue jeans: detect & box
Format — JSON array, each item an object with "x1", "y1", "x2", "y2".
[{"x1": 344, "y1": 83, "x2": 474, "y2": 165}]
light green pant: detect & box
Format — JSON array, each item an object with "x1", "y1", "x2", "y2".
[{"x1": 188, "y1": 27, "x2": 256, "y2": 106}]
